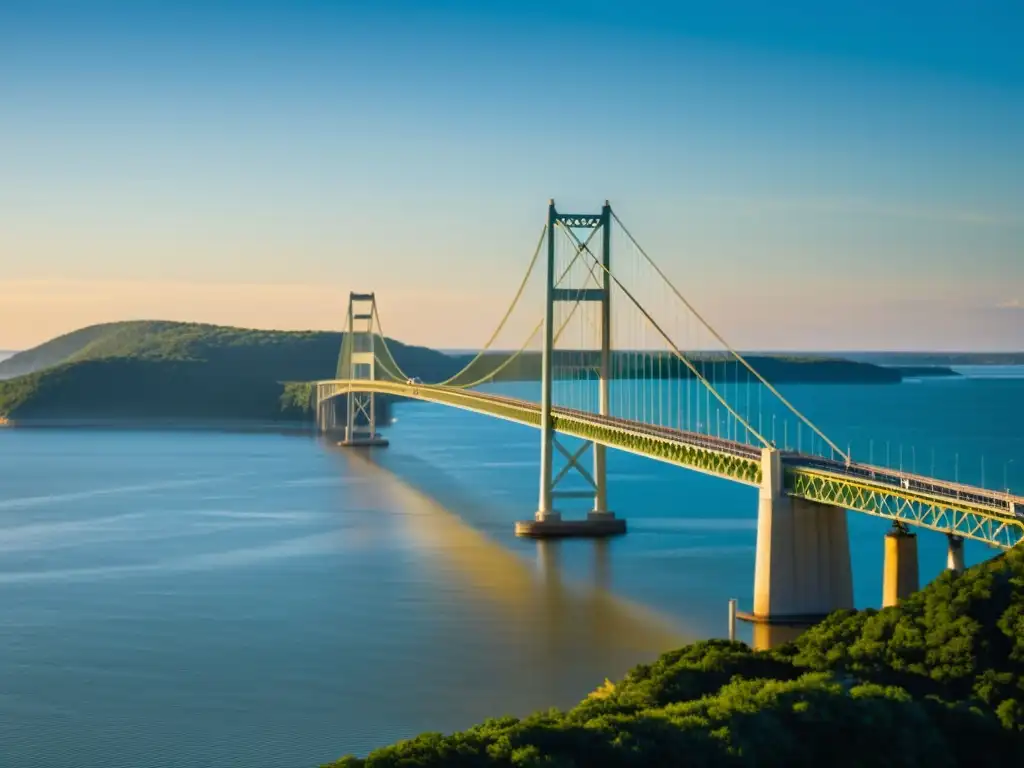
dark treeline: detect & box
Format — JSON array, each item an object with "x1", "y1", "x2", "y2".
[
  {"x1": 446, "y1": 350, "x2": 909, "y2": 384},
  {"x1": 0, "y1": 321, "x2": 937, "y2": 421}
]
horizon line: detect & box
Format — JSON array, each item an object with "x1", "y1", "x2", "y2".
[{"x1": 4, "y1": 344, "x2": 1024, "y2": 357}]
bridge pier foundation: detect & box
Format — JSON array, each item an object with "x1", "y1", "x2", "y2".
[
  {"x1": 315, "y1": 392, "x2": 389, "y2": 446},
  {"x1": 515, "y1": 511, "x2": 626, "y2": 538},
  {"x1": 882, "y1": 523, "x2": 919, "y2": 607},
  {"x1": 946, "y1": 533, "x2": 965, "y2": 574},
  {"x1": 339, "y1": 431, "x2": 390, "y2": 448},
  {"x1": 739, "y1": 448, "x2": 853, "y2": 648}
]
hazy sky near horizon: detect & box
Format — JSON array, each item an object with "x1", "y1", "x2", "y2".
[{"x1": 2, "y1": 0, "x2": 1022, "y2": 351}]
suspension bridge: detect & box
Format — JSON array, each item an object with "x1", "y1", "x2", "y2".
[{"x1": 313, "y1": 200, "x2": 1023, "y2": 634}]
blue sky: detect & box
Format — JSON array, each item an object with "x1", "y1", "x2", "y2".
[{"x1": 1, "y1": 0, "x2": 1021, "y2": 350}]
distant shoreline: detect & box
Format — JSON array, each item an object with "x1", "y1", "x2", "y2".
[
  {"x1": 1, "y1": 418, "x2": 315, "y2": 435},
  {"x1": 0, "y1": 319, "x2": 1016, "y2": 423},
  {"x1": 892, "y1": 366, "x2": 963, "y2": 378}
]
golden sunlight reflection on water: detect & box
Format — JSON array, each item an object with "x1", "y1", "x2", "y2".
[{"x1": 335, "y1": 447, "x2": 690, "y2": 703}]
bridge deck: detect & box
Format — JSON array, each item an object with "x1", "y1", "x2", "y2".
[{"x1": 316, "y1": 380, "x2": 1024, "y2": 549}]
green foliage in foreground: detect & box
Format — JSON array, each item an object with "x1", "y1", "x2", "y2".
[{"x1": 326, "y1": 545, "x2": 1024, "y2": 767}]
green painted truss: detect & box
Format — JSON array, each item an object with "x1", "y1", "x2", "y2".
[
  {"x1": 315, "y1": 381, "x2": 762, "y2": 485},
  {"x1": 787, "y1": 468, "x2": 1024, "y2": 550},
  {"x1": 549, "y1": 412, "x2": 761, "y2": 485},
  {"x1": 316, "y1": 380, "x2": 1021, "y2": 550}
]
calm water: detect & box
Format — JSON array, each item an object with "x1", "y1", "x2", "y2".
[{"x1": 1, "y1": 371, "x2": 1023, "y2": 767}]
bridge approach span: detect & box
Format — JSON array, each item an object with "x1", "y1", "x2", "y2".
[{"x1": 316, "y1": 379, "x2": 1024, "y2": 550}]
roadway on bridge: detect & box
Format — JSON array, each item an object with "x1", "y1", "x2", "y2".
[{"x1": 317, "y1": 379, "x2": 1024, "y2": 549}]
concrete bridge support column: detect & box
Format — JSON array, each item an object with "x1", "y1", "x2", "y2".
[
  {"x1": 946, "y1": 534, "x2": 965, "y2": 574},
  {"x1": 314, "y1": 390, "x2": 324, "y2": 434},
  {"x1": 315, "y1": 394, "x2": 334, "y2": 434},
  {"x1": 749, "y1": 448, "x2": 854, "y2": 635},
  {"x1": 882, "y1": 523, "x2": 919, "y2": 607},
  {"x1": 315, "y1": 394, "x2": 348, "y2": 439}
]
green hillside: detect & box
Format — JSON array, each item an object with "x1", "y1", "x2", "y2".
[
  {"x1": 0, "y1": 320, "x2": 935, "y2": 422},
  {"x1": 0, "y1": 321, "x2": 157, "y2": 377},
  {"x1": 326, "y1": 545, "x2": 1024, "y2": 766},
  {"x1": 1, "y1": 322, "x2": 918, "y2": 386},
  {"x1": 0, "y1": 321, "x2": 459, "y2": 421},
  {"x1": 0, "y1": 320, "x2": 453, "y2": 380}
]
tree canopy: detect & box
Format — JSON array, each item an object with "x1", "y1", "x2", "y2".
[
  {"x1": 0, "y1": 321, "x2": 452, "y2": 420},
  {"x1": 325, "y1": 544, "x2": 1024, "y2": 767}
]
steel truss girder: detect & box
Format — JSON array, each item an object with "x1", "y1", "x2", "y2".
[
  {"x1": 787, "y1": 469, "x2": 1024, "y2": 550},
  {"x1": 314, "y1": 387, "x2": 1022, "y2": 548},
  {"x1": 314, "y1": 381, "x2": 763, "y2": 486},
  {"x1": 328, "y1": 201, "x2": 1024, "y2": 551},
  {"x1": 552, "y1": 413, "x2": 761, "y2": 485}
]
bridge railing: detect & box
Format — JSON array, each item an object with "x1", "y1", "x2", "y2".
[
  {"x1": 790, "y1": 455, "x2": 1023, "y2": 519},
  {"x1": 553, "y1": 403, "x2": 762, "y2": 461}
]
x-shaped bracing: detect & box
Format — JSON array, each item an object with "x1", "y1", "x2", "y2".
[
  {"x1": 551, "y1": 436, "x2": 597, "y2": 499},
  {"x1": 350, "y1": 391, "x2": 374, "y2": 428}
]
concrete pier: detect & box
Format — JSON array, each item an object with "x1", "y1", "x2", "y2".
[
  {"x1": 317, "y1": 395, "x2": 391, "y2": 435},
  {"x1": 751, "y1": 623, "x2": 807, "y2": 650},
  {"x1": 882, "y1": 523, "x2": 919, "y2": 607},
  {"x1": 339, "y1": 431, "x2": 389, "y2": 448},
  {"x1": 741, "y1": 448, "x2": 853, "y2": 641},
  {"x1": 946, "y1": 533, "x2": 965, "y2": 574},
  {"x1": 515, "y1": 511, "x2": 626, "y2": 538}
]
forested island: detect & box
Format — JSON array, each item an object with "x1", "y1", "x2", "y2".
[
  {"x1": 848, "y1": 351, "x2": 1024, "y2": 367},
  {"x1": 0, "y1": 321, "x2": 957, "y2": 422},
  {"x1": 325, "y1": 544, "x2": 1024, "y2": 766}
]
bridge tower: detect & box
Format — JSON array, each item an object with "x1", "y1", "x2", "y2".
[
  {"x1": 516, "y1": 200, "x2": 625, "y2": 537},
  {"x1": 334, "y1": 292, "x2": 389, "y2": 448}
]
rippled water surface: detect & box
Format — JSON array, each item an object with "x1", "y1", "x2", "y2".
[{"x1": 1, "y1": 372, "x2": 1023, "y2": 767}]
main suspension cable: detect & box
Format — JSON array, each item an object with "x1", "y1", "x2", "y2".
[
  {"x1": 445, "y1": 223, "x2": 603, "y2": 389},
  {"x1": 611, "y1": 210, "x2": 847, "y2": 462},
  {"x1": 370, "y1": 301, "x2": 410, "y2": 382},
  {"x1": 371, "y1": 224, "x2": 550, "y2": 387},
  {"x1": 564, "y1": 223, "x2": 769, "y2": 447},
  {"x1": 434, "y1": 225, "x2": 547, "y2": 386}
]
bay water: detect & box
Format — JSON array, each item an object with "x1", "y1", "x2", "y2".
[{"x1": 1, "y1": 369, "x2": 1022, "y2": 767}]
